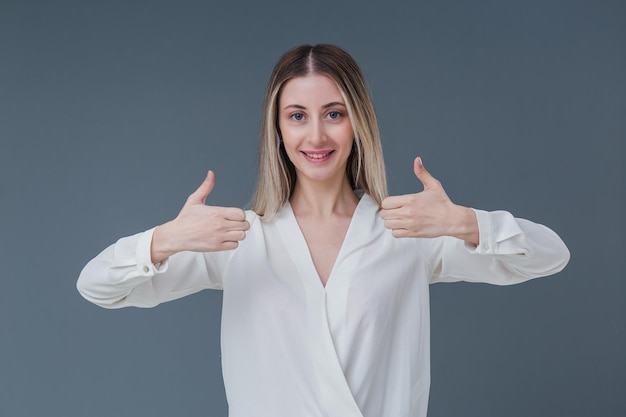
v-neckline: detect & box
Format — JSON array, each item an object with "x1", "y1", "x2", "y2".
[{"x1": 276, "y1": 194, "x2": 376, "y2": 291}]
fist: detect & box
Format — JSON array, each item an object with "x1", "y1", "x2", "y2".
[
  {"x1": 151, "y1": 171, "x2": 250, "y2": 263},
  {"x1": 380, "y1": 157, "x2": 478, "y2": 244}
]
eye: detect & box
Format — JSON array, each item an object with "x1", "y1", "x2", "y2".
[
  {"x1": 327, "y1": 111, "x2": 342, "y2": 120},
  {"x1": 290, "y1": 112, "x2": 304, "y2": 121}
]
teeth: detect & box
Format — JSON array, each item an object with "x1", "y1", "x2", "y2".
[{"x1": 306, "y1": 152, "x2": 330, "y2": 159}]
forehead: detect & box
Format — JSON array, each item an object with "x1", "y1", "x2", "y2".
[{"x1": 279, "y1": 74, "x2": 344, "y2": 106}]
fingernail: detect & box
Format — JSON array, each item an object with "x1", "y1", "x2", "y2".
[{"x1": 417, "y1": 157, "x2": 423, "y2": 167}]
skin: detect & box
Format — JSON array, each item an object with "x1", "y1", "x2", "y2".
[
  {"x1": 150, "y1": 74, "x2": 479, "y2": 283},
  {"x1": 380, "y1": 156, "x2": 479, "y2": 245},
  {"x1": 278, "y1": 74, "x2": 360, "y2": 285},
  {"x1": 279, "y1": 74, "x2": 356, "y2": 200},
  {"x1": 150, "y1": 170, "x2": 250, "y2": 264}
]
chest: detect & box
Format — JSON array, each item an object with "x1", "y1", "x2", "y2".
[
  {"x1": 223, "y1": 224, "x2": 433, "y2": 338},
  {"x1": 296, "y1": 217, "x2": 352, "y2": 287}
]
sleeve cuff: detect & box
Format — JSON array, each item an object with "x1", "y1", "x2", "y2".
[
  {"x1": 464, "y1": 209, "x2": 526, "y2": 255},
  {"x1": 136, "y1": 227, "x2": 169, "y2": 275}
]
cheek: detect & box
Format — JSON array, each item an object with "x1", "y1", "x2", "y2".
[
  {"x1": 280, "y1": 130, "x2": 298, "y2": 150},
  {"x1": 279, "y1": 132, "x2": 301, "y2": 162},
  {"x1": 336, "y1": 123, "x2": 355, "y2": 145}
]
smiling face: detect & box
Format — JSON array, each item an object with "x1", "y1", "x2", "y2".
[{"x1": 278, "y1": 74, "x2": 354, "y2": 188}]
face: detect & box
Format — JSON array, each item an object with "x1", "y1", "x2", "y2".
[{"x1": 278, "y1": 74, "x2": 354, "y2": 187}]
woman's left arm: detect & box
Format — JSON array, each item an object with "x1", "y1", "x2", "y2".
[{"x1": 380, "y1": 157, "x2": 570, "y2": 284}]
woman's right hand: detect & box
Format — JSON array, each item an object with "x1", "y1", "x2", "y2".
[{"x1": 150, "y1": 170, "x2": 250, "y2": 263}]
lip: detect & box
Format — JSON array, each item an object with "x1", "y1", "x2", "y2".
[{"x1": 301, "y1": 149, "x2": 334, "y2": 163}]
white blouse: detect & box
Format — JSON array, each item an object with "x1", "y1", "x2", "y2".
[{"x1": 77, "y1": 194, "x2": 569, "y2": 417}]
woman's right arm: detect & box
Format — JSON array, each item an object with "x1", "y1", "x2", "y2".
[{"x1": 76, "y1": 171, "x2": 250, "y2": 308}]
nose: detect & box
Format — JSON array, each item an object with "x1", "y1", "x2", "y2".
[{"x1": 309, "y1": 119, "x2": 327, "y2": 145}]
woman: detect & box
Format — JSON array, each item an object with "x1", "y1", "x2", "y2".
[{"x1": 77, "y1": 44, "x2": 570, "y2": 417}]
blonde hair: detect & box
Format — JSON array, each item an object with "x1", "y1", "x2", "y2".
[{"x1": 251, "y1": 44, "x2": 387, "y2": 219}]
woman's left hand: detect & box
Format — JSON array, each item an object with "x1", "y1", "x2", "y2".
[{"x1": 380, "y1": 157, "x2": 479, "y2": 245}]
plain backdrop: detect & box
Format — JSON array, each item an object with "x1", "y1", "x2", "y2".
[{"x1": 1, "y1": 0, "x2": 624, "y2": 416}]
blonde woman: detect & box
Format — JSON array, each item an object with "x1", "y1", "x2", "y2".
[{"x1": 78, "y1": 44, "x2": 569, "y2": 417}]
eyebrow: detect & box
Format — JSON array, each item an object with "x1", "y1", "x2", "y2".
[{"x1": 283, "y1": 102, "x2": 347, "y2": 110}]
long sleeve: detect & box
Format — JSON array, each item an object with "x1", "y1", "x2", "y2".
[
  {"x1": 77, "y1": 227, "x2": 232, "y2": 308},
  {"x1": 430, "y1": 209, "x2": 570, "y2": 285}
]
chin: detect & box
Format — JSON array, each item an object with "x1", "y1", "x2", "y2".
[{"x1": 298, "y1": 168, "x2": 346, "y2": 184}]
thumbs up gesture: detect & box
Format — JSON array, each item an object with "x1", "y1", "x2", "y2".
[
  {"x1": 380, "y1": 157, "x2": 479, "y2": 245},
  {"x1": 150, "y1": 171, "x2": 250, "y2": 263}
]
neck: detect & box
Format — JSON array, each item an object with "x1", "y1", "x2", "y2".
[{"x1": 290, "y1": 176, "x2": 359, "y2": 219}]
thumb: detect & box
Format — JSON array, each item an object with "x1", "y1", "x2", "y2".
[
  {"x1": 187, "y1": 170, "x2": 215, "y2": 205},
  {"x1": 413, "y1": 157, "x2": 439, "y2": 190}
]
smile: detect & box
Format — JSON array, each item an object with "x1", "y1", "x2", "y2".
[
  {"x1": 302, "y1": 150, "x2": 334, "y2": 162},
  {"x1": 305, "y1": 152, "x2": 330, "y2": 159}
]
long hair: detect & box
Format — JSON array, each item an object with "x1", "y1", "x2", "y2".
[{"x1": 251, "y1": 44, "x2": 387, "y2": 219}]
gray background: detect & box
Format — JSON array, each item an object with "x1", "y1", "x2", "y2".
[{"x1": 1, "y1": 0, "x2": 624, "y2": 416}]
